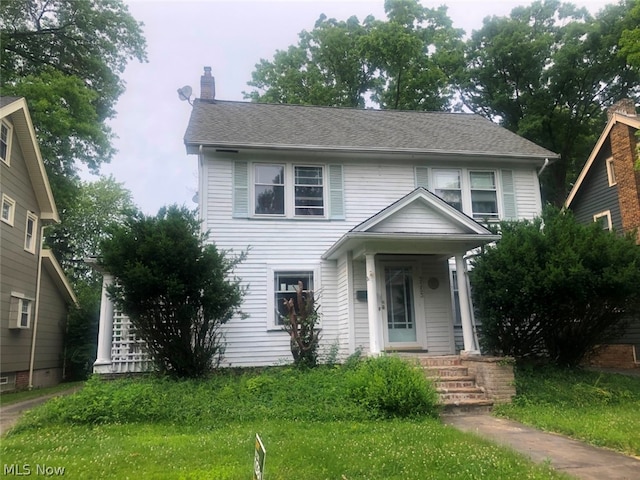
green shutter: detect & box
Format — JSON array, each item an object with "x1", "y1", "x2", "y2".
[
  {"x1": 415, "y1": 166, "x2": 429, "y2": 190},
  {"x1": 501, "y1": 169, "x2": 517, "y2": 220},
  {"x1": 328, "y1": 164, "x2": 345, "y2": 219},
  {"x1": 233, "y1": 161, "x2": 249, "y2": 218}
]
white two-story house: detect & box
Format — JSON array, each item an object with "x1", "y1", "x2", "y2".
[{"x1": 94, "y1": 69, "x2": 557, "y2": 372}]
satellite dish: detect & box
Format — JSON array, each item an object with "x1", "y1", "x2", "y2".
[{"x1": 177, "y1": 85, "x2": 193, "y2": 104}]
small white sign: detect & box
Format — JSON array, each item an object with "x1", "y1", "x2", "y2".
[{"x1": 253, "y1": 434, "x2": 266, "y2": 480}]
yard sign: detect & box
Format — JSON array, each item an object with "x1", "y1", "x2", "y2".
[{"x1": 253, "y1": 434, "x2": 266, "y2": 480}]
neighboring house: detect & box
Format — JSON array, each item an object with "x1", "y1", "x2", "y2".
[
  {"x1": 94, "y1": 68, "x2": 559, "y2": 373},
  {"x1": 0, "y1": 97, "x2": 77, "y2": 391},
  {"x1": 565, "y1": 99, "x2": 640, "y2": 367}
]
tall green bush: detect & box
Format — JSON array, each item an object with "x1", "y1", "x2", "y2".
[
  {"x1": 470, "y1": 207, "x2": 640, "y2": 366},
  {"x1": 99, "y1": 205, "x2": 245, "y2": 378}
]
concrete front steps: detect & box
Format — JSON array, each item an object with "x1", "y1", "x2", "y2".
[{"x1": 405, "y1": 355, "x2": 494, "y2": 415}]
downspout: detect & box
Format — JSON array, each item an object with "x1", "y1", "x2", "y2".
[
  {"x1": 537, "y1": 158, "x2": 550, "y2": 177},
  {"x1": 28, "y1": 224, "x2": 46, "y2": 389}
]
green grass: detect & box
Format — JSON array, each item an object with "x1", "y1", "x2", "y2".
[
  {"x1": 494, "y1": 365, "x2": 640, "y2": 456},
  {"x1": 0, "y1": 361, "x2": 568, "y2": 479},
  {"x1": 0, "y1": 381, "x2": 84, "y2": 406}
]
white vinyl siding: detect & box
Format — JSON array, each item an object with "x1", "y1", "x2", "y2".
[{"x1": 199, "y1": 155, "x2": 543, "y2": 366}]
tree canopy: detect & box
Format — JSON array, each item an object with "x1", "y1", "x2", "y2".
[
  {"x1": 0, "y1": 0, "x2": 147, "y2": 180},
  {"x1": 100, "y1": 206, "x2": 246, "y2": 378},
  {"x1": 470, "y1": 207, "x2": 640, "y2": 367},
  {"x1": 246, "y1": 0, "x2": 465, "y2": 110}
]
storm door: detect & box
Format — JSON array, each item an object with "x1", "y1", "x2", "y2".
[{"x1": 384, "y1": 266, "x2": 418, "y2": 344}]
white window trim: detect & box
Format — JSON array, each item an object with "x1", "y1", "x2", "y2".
[
  {"x1": 593, "y1": 210, "x2": 612, "y2": 231},
  {"x1": 0, "y1": 120, "x2": 13, "y2": 166},
  {"x1": 421, "y1": 167, "x2": 504, "y2": 221},
  {"x1": 9, "y1": 292, "x2": 34, "y2": 329},
  {"x1": 266, "y1": 265, "x2": 321, "y2": 330},
  {"x1": 605, "y1": 157, "x2": 617, "y2": 187},
  {"x1": 469, "y1": 170, "x2": 500, "y2": 221},
  {"x1": 1, "y1": 194, "x2": 16, "y2": 226},
  {"x1": 24, "y1": 211, "x2": 38, "y2": 253},
  {"x1": 251, "y1": 163, "x2": 327, "y2": 219}
]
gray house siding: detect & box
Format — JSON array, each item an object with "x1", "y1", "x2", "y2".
[
  {"x1": 571, "y1": 143, "x2": 623, "y2": 232},
  {"x1": 1, "y1": 122, "x2": 41, "y2": 375}
]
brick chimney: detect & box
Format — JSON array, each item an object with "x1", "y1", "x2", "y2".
[
  {"x1": 607, "y1": 98, "x2": 637, "y2": 121},
  {"x1": 200, "y1": 66, "x2": 215, "y2": 100}
]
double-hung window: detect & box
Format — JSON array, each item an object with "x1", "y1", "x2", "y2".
[
  {"x1": 254, "y1": 164, "x2": 285, "y2": 215},
  {"x1": 294, "y1": 166, "x2": 324, "y2": 216},
  {"x1": 24, "y1": 211, "x2": 38, "y2": 253},
  {"x1": 273, "y1": 270, "x2": 314, "y2": 326},
  {"x1": 433, "y1": 169, "x2": 462, "y2": 211},
  {"x1": 9, "y1": 294, "x2": 33, "y2": 329},
  {"x1": 0, "y1": 121, "x2": 11, "y2": 165},
  {"x1": 1, "y1": 194, "x2": 15, "y2": 225},
  {"x1": 469, "y1": 171, "x2": 498, "y2": 220}
]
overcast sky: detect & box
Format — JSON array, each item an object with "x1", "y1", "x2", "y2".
[{"x1": 90, "y1": 0, "x2": 614, "y2": 215}]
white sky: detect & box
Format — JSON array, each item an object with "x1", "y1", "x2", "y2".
[{"x1": 89, "y1": 0, "x2": 614, "y2": 215}]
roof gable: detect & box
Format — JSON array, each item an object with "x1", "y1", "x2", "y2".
[
  {"x1": 185, "y1": 100, "x2": 558, "y2": 161},
  {"x1": 565, "y1": 113, "x2": 640, "y2": 208},
  {"x1": 42, "y1": 250, "x2": 78, "y2": 306},
  {"x1": 0, "y1": 97, "x2": 59, "y2": 222},
  {"x1": 353, "y1": 187, "x2": 491, "y2": 236}
]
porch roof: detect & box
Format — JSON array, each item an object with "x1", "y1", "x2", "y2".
[{"x1": 322, "y1": 188, "x2": 501, "y2": 260}]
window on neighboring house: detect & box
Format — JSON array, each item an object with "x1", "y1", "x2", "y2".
[
  {"x1": 9, "y1": 294, "x2": 33, "y2": 329},
  {"x1": 470, "y1": 171, "x2": 499, "y2": 220},
  {"x1": 24, "y1": 211, "x2": 38, "y2": 253},
  {"x1": 294, "y1": 166, "x2": 324, "y2": 216},
  {"x1": 273, "y1": 270, "x2": 314, "y2": 326},
  {"x1": 0, "y1": 121, "x2": 11, "y2": 165},
  {"x1": 606, "y1": 157, "x2": 617, "y2": 186},
  {"x1": 593, "y1": 210, "x2": 612, "y2": 231},
  {"x1": 1, "y1": 194, "x2": 15, "y2": 226},
  {"x1": 254, "y1": 164, "x2": 285, "y2": 215},
  {"x1": 433, "y1": 169, "x2": 462, "y2": 211}
]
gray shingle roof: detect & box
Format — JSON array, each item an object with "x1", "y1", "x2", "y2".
[
  {"x1": 184, "y1": 100, "x2": 558, "y2": 159},
  {"x1": 0, "y1": 96, "x2": 22, "y2": 108}
]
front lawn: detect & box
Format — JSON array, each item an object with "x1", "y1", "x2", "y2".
[
  {"x1": 1, "y1": 362, "x2": 567, "y2": 479},
  {"x1": 494, "y1": 365, "x2": 640, "y2": 456}
]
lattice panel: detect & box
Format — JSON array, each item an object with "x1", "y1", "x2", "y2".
[{"x1": 111, "y1": 310, "x2": 153, "y2": 373}]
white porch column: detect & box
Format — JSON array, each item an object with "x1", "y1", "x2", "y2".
[
  {"x1": 93, "y1": 273, "x2": 114, "y2": 373},
  {"x1": 455, "y1": 254, "x2": 478, "y2": 354},
  {"x1": 365, "y1": 253, "x2": 382, "y2": 355}
]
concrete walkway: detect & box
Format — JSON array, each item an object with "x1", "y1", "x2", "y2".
[{"x1": 444, "y1": 414, "x2": 640, "y2": 480}]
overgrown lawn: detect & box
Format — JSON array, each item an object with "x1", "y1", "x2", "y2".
[
  {"x1": 1, "y1": 362, "x2": 568, "y2": 479},
  {"x1": 494, "y1": 365, "x2": 640, "y2": 456}
]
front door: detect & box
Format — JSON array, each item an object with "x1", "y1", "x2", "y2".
[{"x1": 383, "y1": 265, "x2": 420, "y2": 347}]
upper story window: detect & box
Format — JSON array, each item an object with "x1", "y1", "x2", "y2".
[
  {"x1": 255, "y1": 164, "x2": 285, "y2": 215},
  {"x1": 252, "y1": 163, "x2": 326, "y2": 218},
  {"x1": 0, "y1": 121, "x2": 11, "y2": 165},
  {"x1": 433, "y1": 169, "x2": 462, "y2": 211},
  {"x1": 9, "y1": 293, "x2": 33, "y2": 329},
  {"x1": 294, "y1": 166, "x2": 324, "y2": 216},
  {"x1": 470, "y1": 171, "x2": 498, "y2": 220},
  {"x1": 24, "y1": 211, "x2": 38, "y2": 253},
  {"x1": 1, "y1": 194, "x2": 15, "y2": 226},
  {"x1": 593, "y1": 210, "x2": 612, "y2": 231},
  {"x1": 606, "y1": 157, "x2": 616, "y2": 187}
]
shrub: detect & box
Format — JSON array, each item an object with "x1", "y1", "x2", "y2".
[
  {"x1": 347, "y1": 355, "x2": 439, "y2": 418},
  {"x1": 281, "y1": 281, "x2": 320, "y2": 368},
  {"x1": 470, "y1": 206, "x2": 640, "y2": 366}
]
